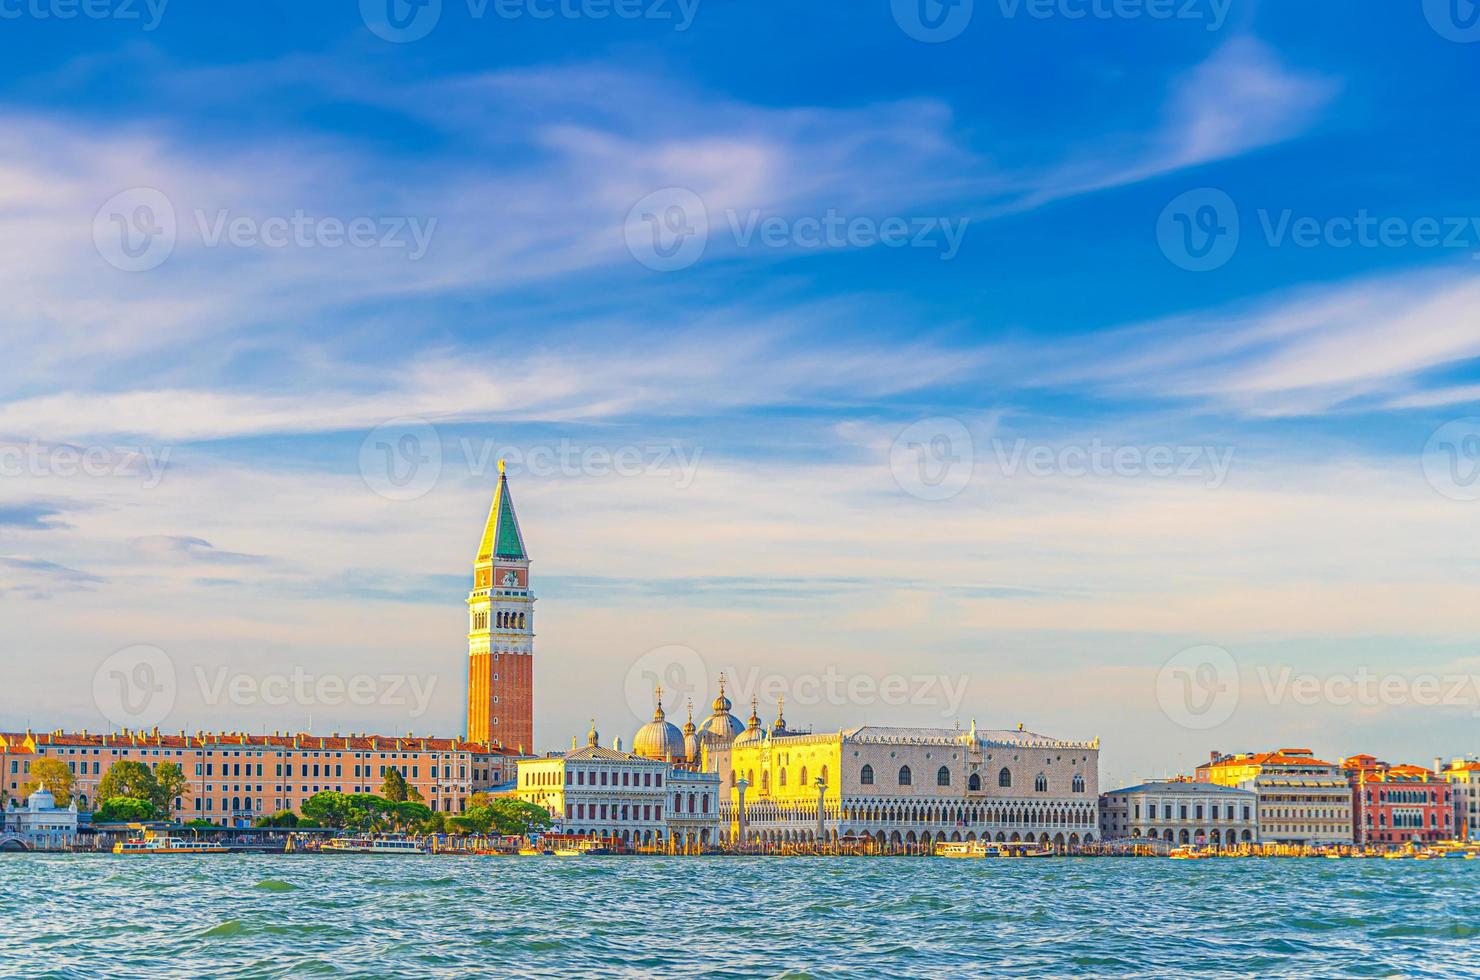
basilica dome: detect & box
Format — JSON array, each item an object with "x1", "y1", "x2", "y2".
[
  {"x1": 700, "y1": 676, "x2": 744, "y2": 743},
  {"x1": 732, "y1": 698, "x2": 768, "y2": 748},
  {"x1": 633, "y1": 691, "x2": 686, "y2": 762}
]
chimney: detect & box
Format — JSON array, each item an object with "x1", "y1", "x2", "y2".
[{"x1": 1435, "y1": 756, "x2": 1444, "y2": 774}]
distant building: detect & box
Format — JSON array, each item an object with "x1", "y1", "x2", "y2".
[
  {"x1": 1099, "y1": 780, "x2": 1257, "y2": 846},
  {"x1": 1, "y1": 729, "x2": 526, "y2": 826},
  {"x1": 1439, "y1": 758, "x2": 1480, "y2": 841},
  {"x1": 1198, "y1": 748, "x2": 1353, "y2": 845},
  {"x1": 3, "y1": 785, "x2": 79, "y2": 850},
  {"x1": 515, "y1": 717, "x2": 721, "y2": 847},
  {"x1": 1344, "y1": 755, "x2": 1453, "y2": 845},
  {"x1": 709, "y1": 706, "x2": 1101, "y2": 849}
]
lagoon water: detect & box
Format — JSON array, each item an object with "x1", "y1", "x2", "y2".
[{"x1": 2, "y1": 854, "x2": 1479, "y2": 978}]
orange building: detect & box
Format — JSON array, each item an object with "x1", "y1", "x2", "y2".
[
  {"x1": 1, "y1": 728, "x2": 524, "y2": 826},
  {"x1": 466, "y1": 461, "x2": 535, "y2": 753}
]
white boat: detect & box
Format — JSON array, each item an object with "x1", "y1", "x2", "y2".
[
  {"x1": 320, "y1": 836, "x2": 425, "y2": 854},
  {"x1": 934, "y1": 840, "x2": 1002, "y2": 858}
]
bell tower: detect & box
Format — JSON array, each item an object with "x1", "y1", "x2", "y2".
[{"x1": 467, "y1": 460, "x2": 534, "y2": 752}]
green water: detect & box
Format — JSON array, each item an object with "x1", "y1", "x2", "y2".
[{"x1": 1, "y1": 853, "x2": 1477, "y2": 977}]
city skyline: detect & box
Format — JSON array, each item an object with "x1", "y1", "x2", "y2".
[{"x1": 3, "y1": 7, "x2": 1480, "y2": 790}]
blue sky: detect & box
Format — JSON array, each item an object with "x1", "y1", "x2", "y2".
[{"x1": 3, "y1": 1, "x2": 1480, "y2": 784}]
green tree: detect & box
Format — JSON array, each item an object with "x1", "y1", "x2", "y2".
[
  {"x1": 380, "y1": 768, "x2": 409, "y2": 803},
  {"x1": 96, "y1": 797, "x2": 156, "y2": 823},
  {"x1": 300, "y1": 791, "x2": 351, "y2": 828},
  {"x1": 97, "y1": 760, "x2": 159, "y2": 805},
  {"x1": 487, "y1": 798, "x2": 552, "y2": 836},
  {"x1": 152, "y1": 761, "x2": 191, "y2": 820},
  {"x1": 22, "y1": 758, "x2": 76, "y2": 806},
  {"x1": 392, "y1": 801, "x2": 432, "y2": 831}
]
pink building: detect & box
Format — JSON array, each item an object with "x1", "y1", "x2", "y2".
[
  {"x1": 2, "y1": 728, "x2": 526, "y2": 825},
  {"x1": 1344, "y1": 755, "x2": 1453, "y2": 845}
]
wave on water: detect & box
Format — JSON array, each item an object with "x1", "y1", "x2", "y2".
[
  {"x1": 200, "y1": 920, "x2": 245, "y2": 939},
  {"x1": 253, "y1": 879, "x2": 298, "y2": 892}
]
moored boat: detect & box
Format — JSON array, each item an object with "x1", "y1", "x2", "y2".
[
  {"x1": 113, "y1": 830, "x2": 228, "y2": 855},
  {"x1": 320, "y1": 836, "x2": 425, "y2": 855}
]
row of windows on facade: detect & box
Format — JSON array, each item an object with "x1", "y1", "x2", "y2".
[
  {"x1": 562, "y1": 803, "x2": 667, "y2": 822},
  {"x1": 1131, "y1": 803, "x2": 1253, "y2": 821},
  {"x1": 30, "y1": 748, "x2": 476, "y2": 760},
  {"x1": 472, "y1": 611, "x2": 527, "y2": 630},
  {"x1": 15, "y1": 759, "x2": 484, "y2": 782},
  {"x1": 1364, "y1": 811, "x2": 1449, "y2": 828},
  {"x1": 1364, "y1": 789, "x2": 1449, "y2": 804},
  {"x1": 523, "y1": 769, "x2": 666, "y2": 788},
  {"x1": 855, "y1": 765, "x2": 1086, "y2": 793}
]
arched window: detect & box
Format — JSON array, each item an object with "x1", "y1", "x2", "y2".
[
  {"x1": 998, "y1": 767, "x2": 1012, "y2": 788},
  {"x1": 1034, "y1": 774, "x2": 1048, "y2": 792},
  {"x1": 898, "y1": 766, "x2": 912, "y2": 786},
  {"x1": 821, "y1": 765, "x2": 828, "y2": 784},
  {"x1": 860, "y1": 764, "x2": 875, "y2": 785},
  {"x1": 937, "y1": 766, "x2": 951, "y2": 787},
  {"x1": 968, "y1": 773, "x2": 981, "y2": 791},
  {"x1": 800, "y1": 766, "x2": 809, "y2": 785},
  {"x1": 1071, "y1": 774, "x2": 1085, "y2": 793},
  {"x1": 779, "y1": 768, "x2": 787, "y2": 787}
]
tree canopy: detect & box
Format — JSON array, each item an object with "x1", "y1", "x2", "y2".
[{"x1": 22, "y1": 758, "x2": 76, "y2": 806}]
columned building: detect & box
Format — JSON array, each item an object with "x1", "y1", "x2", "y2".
[
  {"x1": 515, "y1": 722, "x2": 720, "y2": 847},
  {"x1": 1198, "y1": 749, "x2": 1353, "y2": 845},
  {"x1": 1099, "y1": 780, "x2": 1257, "y2": 846},
  {"x1": 466, "y1": 461, "x2": 534, "y2": 752},
  {"x1": 710, "y1": 719, "x2": 1101, "y2": 849}
]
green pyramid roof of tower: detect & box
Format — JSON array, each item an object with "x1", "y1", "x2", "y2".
[{"x1": 476, "y1": 467, "x2": 528, "y2": 562}]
